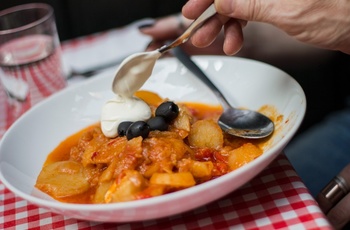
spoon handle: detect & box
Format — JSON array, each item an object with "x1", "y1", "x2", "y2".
[
  {"x1": 158, "y1": 4, "x2": 217, "y2": 53},
  {"x1": 171, "y1": 46, "x2": 231, "y2": 110}
]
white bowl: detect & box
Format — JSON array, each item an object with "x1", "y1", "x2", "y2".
[{"x1": 0, "y1": 56, "x2": 306, "y2": 222}]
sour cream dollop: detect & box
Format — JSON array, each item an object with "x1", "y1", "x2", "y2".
[
  {"x1": 101, "y1": 49, "x2": 163, "y2": 137},
  {"x1": 101, "y1": 94, "x2": 151, "y2": 138}
]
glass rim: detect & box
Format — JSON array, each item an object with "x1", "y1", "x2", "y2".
[{"x1": 0, "y1": 3, "x2": 53, "y2": 35}]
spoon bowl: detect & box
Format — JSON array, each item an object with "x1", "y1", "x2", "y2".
[
  {"x1": 171, "y1": 47, "x2": 274, "y2": 139},
  {"x1": 219, "y1": 108, "x2": 274, "y2": 138},
  {"x1": 112, "y1": 4, "x2": 217, "y2": 96}
]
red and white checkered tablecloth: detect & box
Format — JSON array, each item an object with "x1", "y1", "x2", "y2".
[
  {"x1": 0, "y1": 24, "x2": 333, "y2": 229},
  {"x1": 0, "y1": 154, "x2": 332, "y2": 229}
]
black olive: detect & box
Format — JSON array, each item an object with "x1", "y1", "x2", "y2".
[
  {"x1": 147, "y1": 116, "x2": 169, "y2": 131},
  {"x1": 126, "y1": 121, "x2": 150, "y2": 140},
  {"x1": 118, "y1": 121, "x2": 133, "y2": 136},
  {"x1": 155, "y1": 101, "x2": 179, "y2": 122}
]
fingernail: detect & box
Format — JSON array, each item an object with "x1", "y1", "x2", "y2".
[{"x1": 138, "y1": 23, "x2": 154, "y2": 30}]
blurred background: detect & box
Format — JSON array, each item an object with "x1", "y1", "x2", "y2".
[
  {"x1": 1, "y1": 0, "x2": 187, "y2": 41},
  {"x1": 1, "y1": 0, "x2": 349, "y2": 136}
]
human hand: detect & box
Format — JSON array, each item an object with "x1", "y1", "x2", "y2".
[
  {"x1": 316, "y1": 163, "x2": 350, "y2": 229},
  {"x1": 139, "y1": 15, "x2": 187, "y2": 51},
  {"x1": 183, "y1": 0, "x2": 350, "y2": 54},
  {"x1": 139, "y1": 14, "x2": 226, "y2": 55}
]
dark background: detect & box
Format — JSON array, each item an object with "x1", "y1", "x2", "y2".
[
  {"x1": 1, "y1": 0, "x2": 349, "y2": 135},
  {"x1": 1, "y1": 0, "x2": 187, "y2": 41}
]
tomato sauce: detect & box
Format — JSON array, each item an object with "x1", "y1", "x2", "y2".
[{"x1": 36, "y1": 91, "x2": 269, "y2": 204}]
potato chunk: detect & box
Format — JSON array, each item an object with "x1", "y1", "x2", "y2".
[
  {"x1": 188, "y1": 119, "x2": 224, "y2": 149},
  {"x1": 93, "y1": 181, "x2": 113, "y2": 204},
  {"x1": 190, "y1": 161, "x2": 214, "y2": 178},
  {"x1": 177, "y1": 159, "x2": 213, "y2": 179},
  {"x1": 142, "y1": 135, "x2": 188, "y2": 173},
  {"x1": 35, "y1": 161, "x2": 89, "y2": 197},
  {"x1": 228, "y1": 143, "x2": 263, "y2": 170},
  {"x1": 150, "y1": 172, "x2": 195, "y2": 188},
  {"x1": 171, "y1": 105, "x2": 192, "y2": 136},
  {"x1": 81, "y1": 136, "x2": 127, "y2": 167},
  {"x1": 104, "y1": 170, "x2": 147, "y2": 203}
]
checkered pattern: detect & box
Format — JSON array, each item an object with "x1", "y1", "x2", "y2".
[
  {"x1": 0, "y1": 49, "x2": 66, "y2": 139},
  {"x1": 0, "y1": 155, "x2": 332, "y2": 229},
  {"x1": 0, "y1": 27, "x2": 333, "y2": 229}
]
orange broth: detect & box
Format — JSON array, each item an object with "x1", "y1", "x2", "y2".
[{"x1": 36, "y1": 91, "x2": 269, "y2": 204}]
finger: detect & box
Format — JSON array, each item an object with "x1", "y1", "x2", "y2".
[
  {"x1": 222, "y1": 19, "x2": 244, "y2": 55},
  {"x1": 183, "y1": 0, "x2": 214, "y2": 20},
  {"x1": 181, "y1": 36, "x2": 227, "y2": 56},
  {"x1": 145, "y1": 40, "x2": 165, "y2": 51},
  {"x1": 327, "y1": 193, "x2": 350, "y2": 230},
  {"x1": 317, "y1": 164, "x2": 350, "y2": 229},
  {"x1": 317, "y1": 164, "x2": 350, "y2": 213},
  {"x1": 140, "y1": 16, "x2": 182, "y2": 41},
  {"x1": 338, "y1": 163, "x2": 350, "y2": 186},
  {"x1": 329, "y1": 163, "x2": 350, "y2": 229},
  {"x1": 190, "y1": 14, "x2": 229, "y2": 48}
]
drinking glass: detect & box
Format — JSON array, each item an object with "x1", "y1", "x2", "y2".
[{"x1": 0, "y1": 3, "x2": 66, "y2": 137}]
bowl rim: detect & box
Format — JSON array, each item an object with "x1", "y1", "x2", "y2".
[{"x1": 0, "y1": 55, "x2": 306, "y2": 217}]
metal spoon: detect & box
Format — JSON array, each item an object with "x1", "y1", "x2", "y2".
[
  {"x1": 171, "y1": 46, "x2": 274, "y2": 139},
  {"x1": 112, "y1": 4, "x2": 217, "y2": 96}
]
